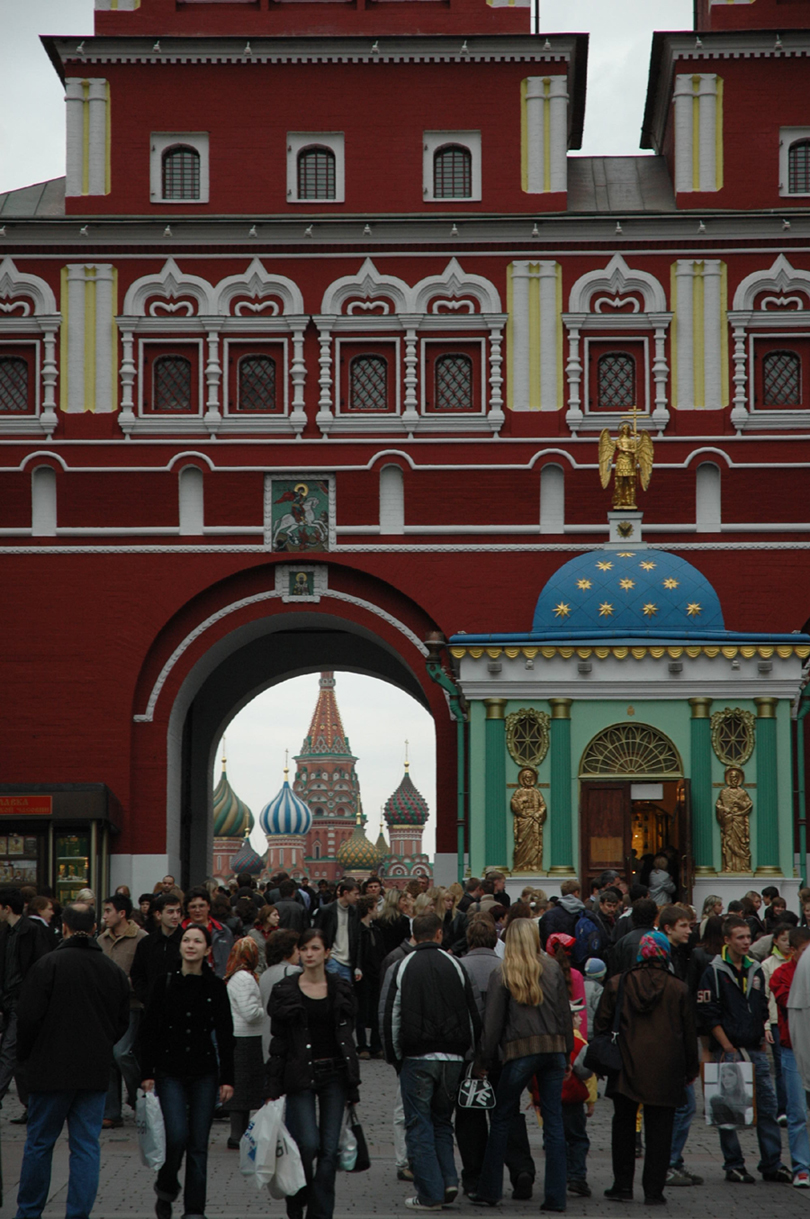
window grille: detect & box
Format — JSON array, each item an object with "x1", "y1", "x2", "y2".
[
  {"x1": 349, "y1": 355, "x2": 387, "y2": 411},
  {"x1": 580, "y1": 723, "x2": 682, "y2": 779},
  {"x1": 435, "y1": 354, "x2": 473, "y2": 410},
  {"x1": 154, "y1": 355, "x2": 193, "y2": 412},
  {"x1": 762, "y1": 350, "x2": 801, "y2": 406},
  {"x1": 597, "y1": 353, "x2": 635, "y2": 410},
  {"x1": 161, "y1": 146, "x2": 201, "y2": 201},
  {"x1": 237, "y1": 355, "x2": 276, "y2": 412},
  {"x1": 788, "y1": 139, "x2": 810, "y2": 194},
  {"x1": 710, "y1": 708, "x2": 755, "y2": 767},
  {"x1": 298, "y1": 147, "x2": 336, "y2": 200},
  {"x1": 505, "y1": 709, "x2": 550, "y2": 767},
  {"x1": 434, "y1": 145, "x2": 472, "y2": 198},
  {"x1": 0, "y1": 357, "x2": 29, "y2": 413}
]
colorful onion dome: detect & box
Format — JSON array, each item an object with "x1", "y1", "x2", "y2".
[
  {"x1": 260, "y1": 771, "x2": 313, "y2": 837},
  {"x1": 384, "y1": 765, "x2": 429, "y2": 827},
  {"x1": 337, "y1": 814, "x2": 380, "y2": 871},
  {"x1": 213, "y1": 764, "x2": 253, "y2": 838},
  {"x1": 230, "y1": 836, "x2": 265, "y2": 876}
]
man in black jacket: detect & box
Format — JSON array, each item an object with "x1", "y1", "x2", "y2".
[
  {"x1": 275, "y1": 879, "x2": 308, "y2": 933},
  {"x1": 0, "y1": 886, "x2": 53, "y2": 1110},
  {"x1": 609, "y1": 897, "x2": 658, "y2": 976},
  {"x1": 314, "y1": 879, "x2": 361, "y2": 982},
  {"x1": 130, "y1": 893, "x2": 183, "y2": 1005},
  {"x1": 383, "y1": 912, "x2": 481, "y2": 1211},
  {"x1": 14, "y1": 902, "x2": 130, "y2": 1219},
  {"x1": 538, "y1": 878, "x2": 584, "y2": 948}
]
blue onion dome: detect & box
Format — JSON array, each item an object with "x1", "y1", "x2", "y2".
[
  {"x1": 259, "y1": 770, "x2": 313, "y2": 837},
  {"x1": 384, "y1": 765, "x2": 430, "y2": 827},
  {"x1": 230, "y1": 837, "x2": 264, "y2": 876},
  {"x1": 532, "y1": 549, "x2": 724, "y2": 636},
  {"x1": 212, "y1": 763, "x2": 254, "y2": 838},
  {"x1": 337, "y1": 813, "x2": 380, "y2": 871}
]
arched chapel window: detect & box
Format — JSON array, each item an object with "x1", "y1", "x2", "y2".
[
  {"x1": 349, "y1": 355, "x2": 387, "y2": 411},
  {"x1": 597, "y1": 352, "x2": 636, "y2": 410},
  {"x1": 237, "y1": 355, "x2": 276, "y2": 412},
  {"x1": 435, "y1": 353, "x2": 473, "y2": 410},
  {"x1": 762, "y1": 350, "x2": 801, "y2": 407},
  {"x1": 153, "y1": 355, "x2": 193, "y2": 412},
  {"x1": 297, "y1": 147, "x2": 336, "y2": 200},
  {"x1": 788, "y1": 139, "x2": 810, "y2": 194},
  {"x1": 161, "y1": 146, "x2": 201, "y2": 201},
  {"x1": 0, "y1": 357, "x2": 30, "y2": 413},
  {"x1": 433, "y1": 145, "x2": 472, "y2": 199}
]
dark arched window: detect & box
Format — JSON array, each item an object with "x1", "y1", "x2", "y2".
[
  {"x1": 154, "y1": 355, "x2": 193, "y2": 412},
  {"x1": 763, "y1": 350, "x2": 801, "y2": 406},
  {"x1": 435, "y1": 353, "x2": 473, "y2": 410},
  {"x1": 434, "y1": 144, "x2": 472, "y2": 199},
  {"x1": 788, "y1": 139, "x2": 810, "y2": 194},
  {"x1": 161, "y1": 146, "x2": 201, "y2": 201},
  {"x1": 0, "y1": 356, "x2": 29, "y2": 413},
  {"x1": 349, "y1": 355, "x2": 387, "y2": 411},
  {"x1": 237, "y1": 355, "x2": 276, "y2": 412},
  {"x1": 297, "y1": 147, "x2": 336, "y2": 200},
  {"x1": 597, "y1": 352, "x2": 636, "y2": 410}
]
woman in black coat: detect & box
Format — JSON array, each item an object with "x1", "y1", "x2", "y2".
[
  {"x1": 140, "y1": 924, "x2": 235, "y2": 1219},
  {"x1": 266, "y1": 926, "x2": 360, "y2": 1219}
]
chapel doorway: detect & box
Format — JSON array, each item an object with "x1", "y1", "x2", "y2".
[{"x1": 578, "y1": 723, "x2": 691, "y2": 901}]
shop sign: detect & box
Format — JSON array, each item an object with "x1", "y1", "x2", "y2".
[{"x1": 0, "y1": 796, "x2": 52, "y2": 816}]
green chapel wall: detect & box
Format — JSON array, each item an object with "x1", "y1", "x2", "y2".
[{"x1": 469, "y1": 699, "x2": 487, "y2": 872}]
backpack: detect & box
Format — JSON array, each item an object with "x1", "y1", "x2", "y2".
[{"x1": 573, "y1": 913, "x2": 603, "y2": 968}]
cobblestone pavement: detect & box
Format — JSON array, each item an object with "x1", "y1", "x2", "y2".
[{"x1": 0, "y1": 1062, "x2": 808, "y2": 1218}]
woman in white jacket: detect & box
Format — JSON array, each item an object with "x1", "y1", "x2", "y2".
[{"x1": 225, "y1": 937, "x2": 265, "y2": 1149}]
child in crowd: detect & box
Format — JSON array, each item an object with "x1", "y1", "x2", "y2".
[
  {"x1": 583, "y1": 958, "x2": 606, "y2": 1032},
  {"x1": 647, "y1": 855, "x2": 676, "y2": 906}
]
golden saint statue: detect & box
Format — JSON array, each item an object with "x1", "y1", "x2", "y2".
[
  {"x1": 716, "y1": 766, "x2": 753, "y2": 873},
  {"x1": 511, "y1": 766, "x2": 547, "y2": 872},
  {"x1": 598, "y1": 418, "x2": 654, "y2": 510}
]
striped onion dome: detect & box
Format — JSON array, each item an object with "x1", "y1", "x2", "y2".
[
  {"x1": 260, "y1": 773, "x2": 313, "y2": 837},
  {"x1": 230, "y1": 837, "x2": 265, "y2": 876},
  {"x1": 384, "y1": 765, "x2": 429, "y2": 827},
  {"x1": 337, "y1": 814, "x2": 380, "y2": 871},
  {"x1": 213, "y1": 765, "x2": 253, "y2": 838}
]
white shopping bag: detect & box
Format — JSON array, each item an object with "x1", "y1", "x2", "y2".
[
  {"x1": 337, "y1": 1113, "x2": 357, "y2": 1171},
  {"x1": 240, "y1": 1098, "x2": 284, "y2": 1189},
  {"x1": 135, "y1": 1088, "x2": 166, "y2": 1172},
  {"x1": 267, "y1": 1122, "x2": 306, "y2": 1199}
]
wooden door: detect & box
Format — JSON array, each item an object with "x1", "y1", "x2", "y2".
[
  {"x1": 580, "y1": 782, "x2": 632, "y2": 891},
  {"x1": 677, "y1": 779, "x2": 693, "y2": 904}
]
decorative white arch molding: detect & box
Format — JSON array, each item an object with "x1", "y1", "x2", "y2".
[
  {"x1": 563, "y1": 254, "x2": 671, "y2": 433},
  {"x1": 315, "y1": 258, "x2": 506, "y2": 437},
  {"x1": 0, "y1": 258, "x2": 61, "y2": 436},
  {"x1": 118, "y1": 258, "x2": 307, "y2": 438},
  {"x1": 729, "y1": 255, "x2": 810, "y2": 431}
]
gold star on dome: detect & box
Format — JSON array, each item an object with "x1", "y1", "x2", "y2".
[
  {"x1": 617, "y1": 552, "x2": 635, "y2": 558},
  {"x1": 642, "y1": 602, "x2": 658, "y2": 617},
  {"x1": 663, "y1": 578, "x2": 679, "y2": 590},
  {"x1": 686, "y1": 602, "x2": 702, "y2": 616},
  {"x1": 553, "y1": 602, "x2": 571, "y2": 618},
  {"x1": 596, "y1": 561, "x2": 613, "y2": 572},
  {"x1": 576, "y1": 579, "x2": 592, "y2": 590},
  {"x1": 619, "y1": 578, "x2": 635, "y2": 590},
  {"x1": 599, "y1": 601, "x2": 614, "y2": 617},
  {"x1": 640, "y1": 561, "x2": 657, "y2": 571}
]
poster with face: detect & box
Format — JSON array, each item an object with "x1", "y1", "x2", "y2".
[
  {"x1": 7, "y1": 835, "x2": 24, "y2": 857},
  {"x1": 703, "y1": 1061, "x2": 755, "y2": 1127}
]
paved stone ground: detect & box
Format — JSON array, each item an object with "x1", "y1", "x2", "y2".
[{"x1": 0, "y1": 1062, "x2": 808, "y2": 1218}]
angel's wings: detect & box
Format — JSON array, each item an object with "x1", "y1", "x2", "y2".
[
  {"x1": 598, "y1": 429, "x2": 615, "y2": 489},
  {"x1": 637, "y1": 431, "x2": 654, "y2": 491}
]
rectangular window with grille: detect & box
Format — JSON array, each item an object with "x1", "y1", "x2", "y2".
[
  {"x1": 754, "y1": 336, "x2": 810, "y2": 410},
  {"x1": 224, "y1": 340, "x2": 286, "y2": 416},
  {"x1": 423, "y1": 340, "x2": 482, "y2": 414},
  {"x1": 586, "y1": 339, "x2": 648, "y2": 415},
  {"x1": 337, "y1": 340, "x2": 398, "y2": 415},
  {"x1": 0, "y1": 345, "x2": 36, "y2": 414},
  {"x1": 141, "y1": 342, "x2": 201, "y2": 415}
]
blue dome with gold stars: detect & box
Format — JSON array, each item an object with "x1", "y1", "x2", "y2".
[{"x1": 533, "y1": 549, "x2": 724, "y2": 636}]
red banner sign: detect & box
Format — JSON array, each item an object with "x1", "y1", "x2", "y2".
[{"x1": 0, "y1": 796, "x2": 52, "y2": 816}]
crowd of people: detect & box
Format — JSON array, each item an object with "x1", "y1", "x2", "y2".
[{"x1": 3, "y1": 866, "x2": 810, "y2": 1218}]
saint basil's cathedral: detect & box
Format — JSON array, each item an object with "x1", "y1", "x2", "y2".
[{"x1": 211, "y1": 672, "x2": 432, "y2": 883}]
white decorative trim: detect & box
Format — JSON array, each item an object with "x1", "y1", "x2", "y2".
[
  {"x1": 0, "y1": 259, "x2": 60, "y2": 436},
  {"x1": 522, "y1": 76, "x2": 568, "y2": 194},
  {"x1": 422, "y1": 132, "x2": 482, "y2": 203},
  {"x1": 732, "y1": 255, "x2": 810, "y2": 313},
  {"x1": 65, "y1": 78, "x2": 109, "y2": 198},
  {"x1": 215, "y1": 258, "x2": 304, "y2": 316},
  {"x1": 0, "y1": 260, "x2": 57, "y2": 316},
  {"x1": 672, "y1": 259, "x2": 726, "y2": 413},
  {"x1": 287, "y1": 133, "x2": 345, "y2": 204},
  {"x1": 568, "y1": 255, "x2": 667, "y2": 315},
  {"x1": 150, "y1": 133, "x2": 209, "y2": 205},
  {"x1": 133, "y1": 585, "x2": 429, "y2": 722},
  {"x1": 123, "y1": 258, "x2": 214, "y2": 316},
  {"x1": 321, "y1": 259, "x2": 410, "y2": 315}
]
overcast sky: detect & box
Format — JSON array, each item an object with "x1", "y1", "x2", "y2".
[{"x1": 1, "y1": 1, "x2": 693, "y2": 195}]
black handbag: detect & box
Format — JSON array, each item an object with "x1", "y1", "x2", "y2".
[
  {"x1": 583, "y1": 975, "x2": 625, "y2": 1079},
  {"x1": 347, "y1": 1105, "x2": 370, "y2": 1173}
]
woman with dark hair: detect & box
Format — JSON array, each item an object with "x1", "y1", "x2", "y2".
[
  {"x1": 266, "y1": 925, "x2": 360, "y2": 1219},
  {"x1": 140, "y1": 922, "x2": 235, "y2": 1219},
  {"x1": 246, "y1": 902, "x2": 280, "y2": 975},
  {"x1": 225, "y1": 936, "x2": 265, "y2": 1150}
]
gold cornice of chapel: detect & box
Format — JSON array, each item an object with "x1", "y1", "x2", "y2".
[{"x1": 449, "y1": 644, "x2": 810, "y2": 663}]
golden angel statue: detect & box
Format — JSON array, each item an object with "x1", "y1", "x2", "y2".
[{"x1": 598, "y1": 420, "x2": 654, "y2": 510}]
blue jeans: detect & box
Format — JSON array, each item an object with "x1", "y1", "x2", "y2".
[
  {"x1": 476, "y1": 1052, "x2": 567, "y2": 1210},
  {"x1": 15, "y1": 1089, "x2": 106, "y2": 1219},
  {"x1": 325, "y1": 959, "x2": 353, "y2": 984},
  {"x1": 562, "y1": 1100, "x2": 590, "y2": 1182},
  {"x1": 669, "y1": 1081, "x2": 696, "y2": 1169},
  {"x1": 715, "y1": 1050, "x2": 784, "y2": 1175},
  {"x1": 155, "y1": 1071, "x2": 218, "y2": 1218},
  {"x1": 284, "y1": 1065, "x2": 348, "y2": 1219},
  {"x1": 105, "y1": 1008, "x2": 141, "y2": 1120},
  {"x1": 781, "y1": 1046, "x2": 810, "y2": 1176},
  {"x1": 400, "y1": 1058, "x2": 464, "y2": 1207}
]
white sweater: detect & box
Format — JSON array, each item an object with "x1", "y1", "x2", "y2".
[{"x1": 226, "y1": 969, "x2": 265, "y2": 1038}]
